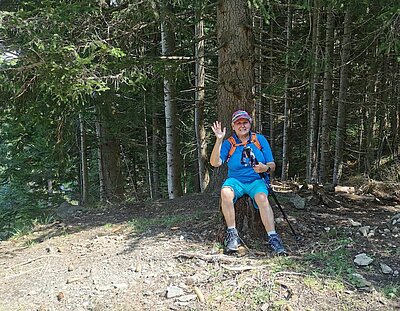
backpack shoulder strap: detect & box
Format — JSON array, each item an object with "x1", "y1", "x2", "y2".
[
  {"x1": 251, "y1": 132, "x2": 262, "y2": 150},
  {"x1": 227, "y1": 136, "x2": 236, "y2": 162}
]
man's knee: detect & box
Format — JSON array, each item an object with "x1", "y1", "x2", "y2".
[
  {"x1": 254, "y1": 192, "x2": 268, "y2": 201},
  {"x1": 221, "y1": 187, "x2": 234, "y2": 202}
]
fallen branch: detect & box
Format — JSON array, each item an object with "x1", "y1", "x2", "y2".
[
  {"x1": 220, "y1": 264, "x2": 264, "y2": 271},
  {"x1": 193, "y1": 286, "x2": 205, "y2": 302},
  {"x1": 12, "y1": 254, "x2": 62, "y2": 268},
  {"x1": 4, "y1": 267, "x2": 42, "y2": 279},
  {"x1": 176, "y1": 252, "x2": 238, "y2": 263}
]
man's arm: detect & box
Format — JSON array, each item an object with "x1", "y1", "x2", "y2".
[
  {"x1": 210, "y1": 138, "x2": 224, "y2": 167},
  {"x1": 210, "y1": 121, "x2": 226, "y2": 167}
]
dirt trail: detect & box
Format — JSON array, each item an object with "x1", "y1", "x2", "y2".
[{"x1": 0, "y1": 191, "x2": 399, "y2": 311}]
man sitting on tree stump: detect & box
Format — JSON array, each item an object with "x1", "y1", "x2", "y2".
[{"x1": 210, "y1": 110, "x2": 286, "y2": 255}]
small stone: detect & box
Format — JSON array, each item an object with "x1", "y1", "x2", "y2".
[
  {"x1": 351, "y1": 273, "x2": 371, "y2": 288},
  {"x1": 380, "y1": 263, "x2": 393, "y2": 274},
  {"x1": 166, "y1": 285, "x2": 184, "y2": 298},
  {"x1": 391, "y1": 213, "x2": 400, "y2": 221},
  {"x1": 261, "y1": 303, "x2": 270, "y2": 311},
  {"x1": 354, "y1": 253, "x2": 373, "y2": 266},
  {"x1": 349, "y1": 219, "x2": 362, "y2": 227},
  {"x1": 359, "y1": 226, "x2": 370, "y2": 237},
  {"x1": 56, "y1": 292, "x2": 65, "y2": 301}
]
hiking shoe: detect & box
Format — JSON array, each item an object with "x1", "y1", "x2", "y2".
[
  {"x1": 268, "y1": 233, "x2": 287, "y2": 255},
  {"x1": 224, "y1": 228, "x2": 241, "y2": 253}
]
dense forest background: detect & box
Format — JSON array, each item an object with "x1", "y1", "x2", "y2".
[{"x1": 0, "y1": 0, "x2": 399, "y2": 238}]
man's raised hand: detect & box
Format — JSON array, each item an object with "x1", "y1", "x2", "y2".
[{"x1": 211, "y1": 121, "x2": 226, "y2": 140}]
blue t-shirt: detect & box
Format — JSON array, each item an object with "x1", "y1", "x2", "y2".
[{"x1": 220, "y1": 132, "x2": 274, "y2": 183}]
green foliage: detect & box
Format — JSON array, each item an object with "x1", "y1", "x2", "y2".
[
  {"x1": 0, "y1": 182, "x2": 56, "y2": 240},
  {"x1": 381, "y1": 284, "x2": 400, "y2": 299},
  {"x1": 0, "y1": 0, "x2": 399, "y2": 222},
  {"x1": 303, "y1": 241, "x2": 355, "y2": 281}
]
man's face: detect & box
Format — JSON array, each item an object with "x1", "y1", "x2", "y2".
[{"x1": 232, "y1": 118, "x2": 250, "y2": 135}]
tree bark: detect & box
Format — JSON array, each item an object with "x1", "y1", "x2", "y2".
[
  {"x1": 95, "y1": 103, "x2": 124, "y2": 202},
  {"x1": 143, "y1": 96, "x2": 153, "y2": 199},
  {"x1": 78, "y1": 113, "x2": 89, "y2": 206},
  {"x1": 194, "y1": 0, "x2": 209, "y2": 193},
  {"x1": 281, "y1": 0, "x2": 292, "y2": 182},
  {"x1": 319, "y1": 8, "x2": 334, "y2": 184},
  {"x1": 307, "y1": 0, "x2": 321, "y2": 183},
  {"x1": 254, "y1": 12, "x2": 263, "y2": 133},
  {"x1": 333, "y1": 8, "x2": 351, "y2": 185},
  {"x1": 152, "y1": 109, "x2": 161, "y2": 199},
  {"x1": 160, "y1": 1, "x2": 183, "y2": 199},
  {"x1": 216, "y1": 0, "x2": 255, "y2": 126}
]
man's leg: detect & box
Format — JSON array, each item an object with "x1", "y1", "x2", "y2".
[
  {"x1": 254, "y1": 193, "x2": 286, "y2": 255},
  {"x1": 221, "y1": 187, "x2": 236, "y2": 227},
  {"x1": 254, "y1": 193, "x2": 275, "y2": 232},
  {"x1": 221, "y1": 187, "x2": 241, "y2": 252}
]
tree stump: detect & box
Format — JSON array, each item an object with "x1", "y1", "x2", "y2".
[{"x1": 217, "y1": 195, "x2": 266, "y2": 245}]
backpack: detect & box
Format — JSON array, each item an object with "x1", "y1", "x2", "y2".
[{"x1": 226, "y1": 132, "x2": 262, "y2": 162}]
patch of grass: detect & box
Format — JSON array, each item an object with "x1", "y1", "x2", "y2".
[
  {"x1": 251, "y1": 286, "x2": 270, "y2": 304},
  {"x1": 10, "y1": 214, "x2": 56, "y2": 239},
  {"x1": 10, "y1": 225, "x2": 32, "y2": 239},
  {"x1": 303, "y1": 275, "x2": 321, "y2": 289},
  {"x1": 212, "y1": 242, "x2": 224, "y2": 252},
  {"x1": 381, "y1": 284, "x2": 400, "y2": 299},
  {"x1": 303, "y1": 239, "x2": 355, "y2": 278},
  {"x1": 267, "y1": 256, "x2": 303, "y2": 274},
  {"x1": 128, "y1": 214, "x2": 188, "y2": 233},
  {"x1": 325, "y1": 279, "x2": 345, "y2": 292},
  {"x1": 22, "y1": 239, "x2": 38, "y2": 248}
]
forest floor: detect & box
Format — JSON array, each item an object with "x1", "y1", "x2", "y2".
[{"x1": 0, "y1": 182, "x2": 399, "y2": 311}]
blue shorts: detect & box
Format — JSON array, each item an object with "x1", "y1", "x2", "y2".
[{"x1": 222, "y1": 178, "x2": 269, "y2": 209}]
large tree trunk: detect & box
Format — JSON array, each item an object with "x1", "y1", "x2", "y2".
[
  {"x1": 281, "y1": 0, "x2": 292, "y2": 182},
  {"x1": 207, "y1": 0, "x2": 255, "y2": 192},
  {"x1": 307, "y1": 0, "x2": 321, "y2": 183},
  {"x1": 392, "y1": 62, "x2": 400, "y2": 158},
  {"x1": 319, "y1": 8, "x2": 334, "y2": 184},
  {"x1": 160, "y1": 1, "x2": 182, "y2": 199},
  {"x1": 333, "y1": 8, "x2": 351, "y2": 185},
  {"x1": 95, "y1": 104, "x2": 124, "y2": 203},
  {"x1": 216, "y1": 0, "x2": 255, "y2": 127},
  {"x1": 360, "y1": 45, "x2": 378, "y2": 176},
  {"x1": 214, "y1": 0, "x2": 262, "y2": 239},
  {"x1": 269, "y1": 21, "x2": 275, "y2": 154},
  {"x1": 194, "y1": 0, "x2": 209, "y2": 193},
  {"x1": 253, "y1": 11, "x2": 263, "y2": 133}
]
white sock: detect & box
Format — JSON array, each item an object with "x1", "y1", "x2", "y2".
[
  {"x1": 227, "y1": 226, "x2": 236, "y2": 231},
  {"x1": 267, "y1": 230, "x2": 276, "y2": 236}
]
